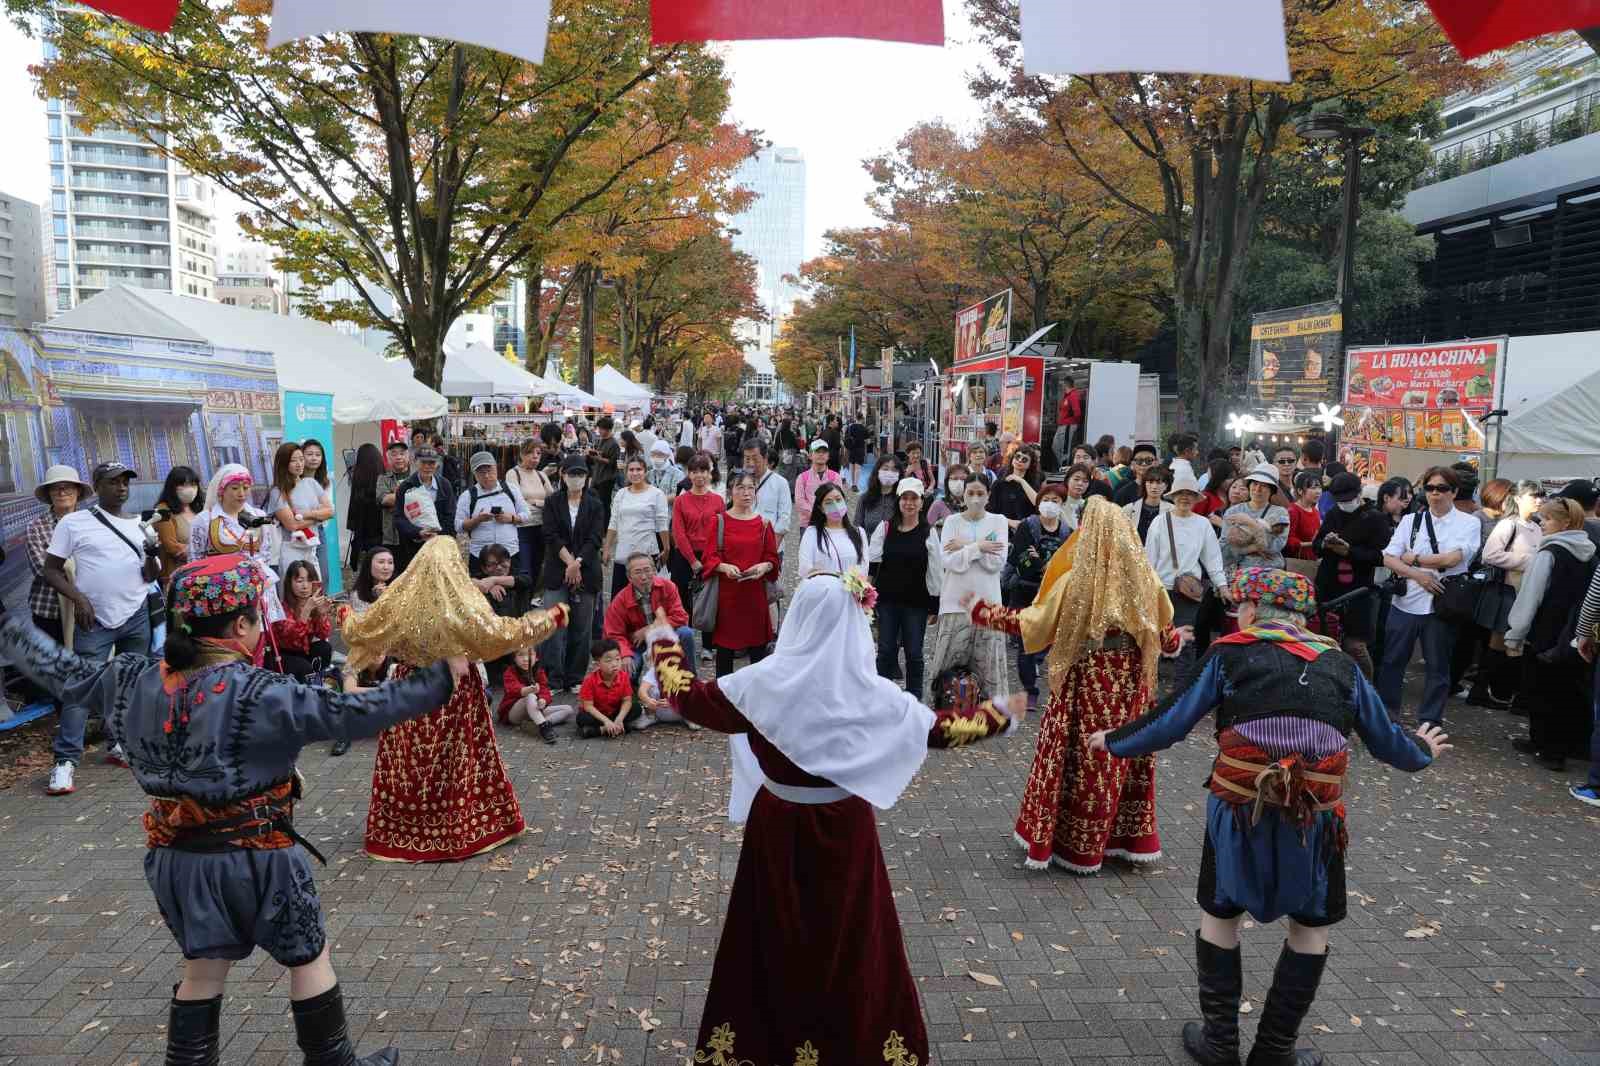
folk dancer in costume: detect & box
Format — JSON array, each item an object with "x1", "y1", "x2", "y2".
[
  {"x1": 188, "y1": 463, "x2": 284, "y2": 623},
  {"x1": 1089, "y1": 567, "x2": 1451, "y2": 1066},
  {"x1": 968, "y1": 496, "x2": 1189, "y2": 873},
  {"x1": 0, "y1": 554, "x2": 482, "y2": 1066},
  {"x1": 342, "y1": 535, "x2": 569, "y2": 863},
  {"x1": 647, "y1": 570, "x2": 932, "y2": 1066}
]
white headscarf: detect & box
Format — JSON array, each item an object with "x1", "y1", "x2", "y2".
[
  {"x1": 715, "y1": 575, "x2": 935, "y2": 822},
  {"x1": 204, "y1": 462, "x2": 253, "y2": 510}
]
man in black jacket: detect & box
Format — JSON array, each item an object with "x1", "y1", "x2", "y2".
[
  {"x1": 540, "y1": 454, "x2": 607, "y2": 692},
  {"x1": 1115, "y1": 444, "x2": 1159, "y2": 506},
  {"x1": 393, "y1": 445, "x2": 458, "y2": 573}
]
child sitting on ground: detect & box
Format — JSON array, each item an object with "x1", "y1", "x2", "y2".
[
  {"x1": 498, "y1": 646, "x2": 575, "y2": 744},
  {"x1": 637, "y1": 665, "x2": 693, "y2": 730},
  {"x1": 577, "y1": 639, "x2": 642, "y2": 738}
]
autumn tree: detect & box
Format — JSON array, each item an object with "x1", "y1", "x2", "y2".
[
  {"x1": 966, "y1": 0, "x2": 1488, "y2": 437},
  {"x1": 10, "y1": 0, "x2": 730, "y2": 396}
]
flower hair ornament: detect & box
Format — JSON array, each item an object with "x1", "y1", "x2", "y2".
[{"x1": 840, "y1": 567, "x2": 880, "y2": 618}]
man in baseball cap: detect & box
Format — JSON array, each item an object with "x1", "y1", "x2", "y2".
[
  {"x1": 795, "y1": 438, "x2": 843, "y2": 521},
  {"x1": 392, "y1": 442, "x2": 457, "y2": 572}
]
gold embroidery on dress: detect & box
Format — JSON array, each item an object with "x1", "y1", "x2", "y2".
[
  {"x1": 882, "y1": 1031, "x2": 919, "y2": 1066},
  {"x1": 940, "y1": 712, "x2": 991, "y2": 746},
  {"x1": 655, "y1": 641, "x2": 694, "y2": 697},
  {"x1": 694, "y1": 1023, "x2": 755, "y2": 1066},
  {"x1": 793, "y1": 1040, "x2": 819, "y2": 1066}
]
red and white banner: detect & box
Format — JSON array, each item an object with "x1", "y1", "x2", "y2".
[
  {"x1": 268, "y1": 0, "x2": 552, "y2": 64},
  {"x1": 651, "y1": 0, "x2": 943, "y2": 46},
  {"x1": 1021, "y1": 0, "x2": 1289, "y2": 81},
  {"x1": 1425, "y1": 1, "x2": 1600, "y2": 60},
  {"x1": 83, "y1": 0, "x2": 179, "y2": 32}
]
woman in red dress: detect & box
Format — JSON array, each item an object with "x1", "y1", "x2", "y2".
[
  {"x1": 648, "y1": 572, "x2": 933, "y2": 1066},
  {"x1": 668, "y1": 452, "x2": 726, "y2": 615},
  {"x1": 340, "y1": 536, "x2": 569, "y2": 863},
  {"x1": 970, "y1": 497, "x2": 1187, "y2": 873},
  {"x1": 701, "y1": 471, "x2": 781, "y2": 677}
]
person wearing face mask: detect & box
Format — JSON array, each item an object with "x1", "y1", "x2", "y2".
[
  {"x1": 0, "y1": 555, "x2": 491, "y2": 1066},
  {"x1": 539, "y1": 455, "x2": 608, "y2": 693},
  {"x1": 1311, "y1": 474, "x2": 1391, "y2": 679},
  {"x1": 927, "y1": 465, "x2": 969, "y2": 527},
  {"x1": 857, "y1": 455, "x2": 904, "y2": 536},
  {"x1": 648, "y1": 439, "x2": 683, "y2": 498},
  {"x1": 1005, "y1": 483, "x2": 1074, "y2": 708},
  {"x1": 926, "y1": 477, "x2": 1013, "y2": 710},
  {"x1": 797, "y1": 484, "x2": 866, "y2": 577}
]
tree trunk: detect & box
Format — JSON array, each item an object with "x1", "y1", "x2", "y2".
[
  {"x1": 578, "y1": 264, "x2": 598, "y2": 394},
  {"x1": 523, "y1": 258, "x2": 543, "y2": 375},
  {"x1": 410, "y1": 313, "x2": 446, "y2": 433}
]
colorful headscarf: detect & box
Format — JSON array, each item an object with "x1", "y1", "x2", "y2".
[
  {"x1": 1229, "y1": 566, "x2": 1316, "y2": 616},
  {"x1": 170, "y1": 554, "x2": 265, "y2": 618}
]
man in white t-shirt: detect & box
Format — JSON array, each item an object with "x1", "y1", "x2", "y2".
[
  {"x1": 1376, "y1": 465, "x2": 1483, "y2": 727},
  {"x1": 697, "y1": 413, "x2": 722, "y2": 458},
  {"x1": 40, "y1": 461, "x2": 161, "y2": 794}
]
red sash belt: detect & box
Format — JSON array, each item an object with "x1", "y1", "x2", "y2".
[
  {"x1": 1209, "y1": 732, "x2": 1349, "y2": 852},
  {"x1": 144, "y1": 779, "x2": 326, "y2": 864}
]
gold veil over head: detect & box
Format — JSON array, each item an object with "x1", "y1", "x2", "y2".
[
  {"x1": 340, "y1": 536, "x2": 564, "y2": 673},
  {"x1": 1045, "y1": 496, "x2": 1174, "y2": 691}
]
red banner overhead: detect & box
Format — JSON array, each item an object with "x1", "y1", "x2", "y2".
[
  {"x1": 651, "y1": 0, "x2": 944, "y2": 46},
  {"x1": 83, "y1": 0, "x2": 179, "y2": 32},
  {"x1": 1424, "y1": 1, "x2": 1600, "y2": 59}
]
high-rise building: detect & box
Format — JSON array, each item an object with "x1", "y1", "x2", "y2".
[
  {"x1": 217, "y1": 241, "x2": 288, "y2": 314},
  {"x1": 728, "y1": 146, "x2": 806, "y2": 326},
  {"x1": 0, "y1": 191, "x2": 47, "y2": 327},
  {"x1": 44, "y1": 46, "x2": 218, "y2": 313}
]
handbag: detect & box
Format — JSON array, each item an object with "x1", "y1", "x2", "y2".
[
  {"x1": 1165, "y1": 513, "x2": 1204, "y2": 602},
  {"x1": 1471, "y1": 523, "x2": 1518, "y2": 631},
  {"x1": 1422, "y1": 510, "x2": 1477, "y2": 625}
]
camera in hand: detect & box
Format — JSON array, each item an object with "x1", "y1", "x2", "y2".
[
  {"x1": 491, "y1": 506, "x2": 504, "y2": 515},
  {"x1": 238, "y1": 512, "x2": 274, "y2": 530}
]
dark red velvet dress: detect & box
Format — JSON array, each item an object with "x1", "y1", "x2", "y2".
[{"x1": 672, "y1": 678, "x2": 929, "y2": 1066}]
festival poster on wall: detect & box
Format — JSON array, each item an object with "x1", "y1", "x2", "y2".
[
  {"x1": 953, "y1": 289, "x2": 1013, "y2": 364},
  {"x1": 1338, "y1": 445, "x2": 1389, "y2": 483},
  {"x1": 1342, "y1": 338, "x2": 1505, "y2": 453},
  {"x1": 1248, "y1": 300, "x2": 1342, "y2": 411},
  {"x1": 283, "y1": 390, "x2": 342, "y2": 595}
]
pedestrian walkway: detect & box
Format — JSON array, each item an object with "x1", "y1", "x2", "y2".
[{"x1": 1, "y1": 547, "x2": 1597, "y2": 1064}]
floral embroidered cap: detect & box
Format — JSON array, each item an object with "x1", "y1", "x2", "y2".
[
  {"x1": 1230, "y1": 566, "x2": 1317, "y2": 616},
  {"x1": 170, "y1": 554, "x2": 265, "y2": 618}
]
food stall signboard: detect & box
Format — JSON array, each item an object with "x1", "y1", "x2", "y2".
[
  {"x1": 1248, "y1": 300, "x2": 1341, "y2": 410},
  {"x1": 954, "y1": 289, "x2": 1013, "y2": 364},
  {"x1": 1342, "y1": 338, "x2": 1505, "y2": 453}
]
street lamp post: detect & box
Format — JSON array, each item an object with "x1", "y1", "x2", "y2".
[{"x1": 1294, "y1": 112, "x2": 1375, "y2": 436}]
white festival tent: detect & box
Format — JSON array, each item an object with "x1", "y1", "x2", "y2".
[
  {"x1": 593, "y1": 365, "x2": 653, "y2": 409},
  {"x1": 1494, "y1": 329, "x2": 1600, "y2": 480},
  {"x1": 443, "y1": 341, "x2": 541, "y2": 400}
]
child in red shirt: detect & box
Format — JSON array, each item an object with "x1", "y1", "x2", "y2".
[
  {"x1": 499, "y1": 646, "x2": 575, "y2": 744},
  {"x1": 577, "y1": 639, "x2": 639, "y2": 738}
]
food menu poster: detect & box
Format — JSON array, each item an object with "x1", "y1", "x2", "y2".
[
  {"x1": 1338, "y1": 445, "x2": 1389, "y2": 484},
  {"x1": 1001, "y1": 367, "x2": 1025, "y2": 437},
  {"x1": 954, "y1": 289, "x2": 1013, "y2": 364},
  {"x1": 1342, "y1": 338, "x2": 1504, "y2": 453},
  {"x1": 1248, "y1": 300, "x2": 1342, "y2": 409}
]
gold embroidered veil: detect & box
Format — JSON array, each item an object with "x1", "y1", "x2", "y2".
[{"x1": 340, "y1": 535, "x2": 565, "y2": 673}]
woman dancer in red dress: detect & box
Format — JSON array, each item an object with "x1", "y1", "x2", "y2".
[
  {"x1": 341, "y1": 536, "x2": 569, "y2": 863},
  {"x1": 649, "y1": 571, "x2": 932, "y2": 1065},
  {"x1": 970, "y1": 497, "x2": 1187, "y2": 873}
]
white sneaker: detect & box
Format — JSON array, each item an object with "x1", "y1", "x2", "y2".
[
  {"x1": 686, "y1": 721, "x2": 704, "y2": 732},
  {"x1": 630, "y1": 714, "x2": 658, "y2": 732},
  {"x1": 104, "y1": 743, "x2": 129, "y2": 768},
  {"x1": 46, "y1": 762, "x2": 75, "y2": 795}
]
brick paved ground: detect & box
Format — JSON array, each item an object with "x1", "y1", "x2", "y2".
[{"x1": 2, "y1": 522, "x2": 1598, "y2": 1065}]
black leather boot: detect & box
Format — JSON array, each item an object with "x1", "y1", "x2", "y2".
[
  {"x1": 164, "y1": 990, "x2": 222, "y2": 1066},
  {"x1": 291, "y1": 984, "x2": 399, "y2": 1066},
  {"x1": 1182, "y1": 933, "x2": 1242, "y2": 1065},
  {"x1": 1245, "y1": 942, "x2": 1328, "y2": 1066}
]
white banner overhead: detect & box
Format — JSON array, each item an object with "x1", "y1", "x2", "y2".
[
  {"x1": 267, "y1": 0, "x2": 552, "y2": 65},
  {"x1": 1021, "y1": 0, "x2": 1291, "y2": 82}
]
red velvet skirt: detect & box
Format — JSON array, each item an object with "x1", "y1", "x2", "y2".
[
  {"x1": 692, "y1": 789, "x2": 928, "y2": 1065},
  {"x1": 364, "y1": 665, "x2": 525, "y2": 863}
]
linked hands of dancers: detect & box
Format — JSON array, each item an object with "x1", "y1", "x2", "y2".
[
  {"x1": 1161, "y1": 625, "x2": 1196, "y2": 659},
  {"x1": 445, "y1": 656, "x2": 472, "y2": 689}
]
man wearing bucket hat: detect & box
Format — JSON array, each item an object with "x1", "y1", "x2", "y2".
[
  {"x1": 1090, "y1": 567, "x2": 1452, "y2": 1066},
  {"x1": 19, "y1": 466, "x2": 92, "y2": 714},
  {"x1": 1144, "y1": 466, "x2": 1228, "y2": 690},
  {"x1": 39, "y1": 461, "x2": 161, "y2": 794}
]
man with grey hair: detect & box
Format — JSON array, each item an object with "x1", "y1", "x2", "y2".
[{"x1": 1091, "y1": 566, "x2": 1451, "y2": 1066}]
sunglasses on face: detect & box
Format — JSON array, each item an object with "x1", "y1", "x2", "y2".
[
  {"x1": 1424, "y1": 483, "x2": 1453, "y2": 494},
  {"x1": 1132, "y1": 457, "x2": 1154, "y2": 466},
  {"x1": 1275, "y1": 458, "x2": 1295, "y2": 466}
]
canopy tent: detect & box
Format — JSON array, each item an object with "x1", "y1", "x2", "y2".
[
  {"x1": 46, "y1": 285, "x2": 447, "y2": 424},
  {"x1": 593, "y1": 365, "x2": 653, "y2": 408},
  {"x1": 444, "y1": 341, "x2": 543, "y2": 400},
  {"x1": 534, "y1": 373, "x2": 604, "y2": 409}
]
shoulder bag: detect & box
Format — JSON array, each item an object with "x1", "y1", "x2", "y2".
[
  {"x1": 1165, "y1": 513, "x2": 1205, "y2": 602},
  {"x1": 1424, "y1": 509, "x2": 1478, "y2": 625},
  {"x1": 1472, "y1": 522, "x2": 1518, "y2": 631}
]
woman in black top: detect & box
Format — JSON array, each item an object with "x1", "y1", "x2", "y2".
[
  {"x1": 1312, "y1": 472, "x2": 1392, "y2": 678},
  {"x1": 775, "y1": 419, "x2": 802, "y2": 480},
  {"x1": 988, "y1": 446, "x2": 1040, "y2": 529},
  {"x1": 857, "y1": 454, "x2": 903, "y2": 539},
  {"x1": 345, "y1": 443, "x2": 385, "y2": 569},
  {"x1": 1007, "y1": 482, "x2": 1073, "y2": 705},
  {"x1": 868, "y1": 479, "x2": 935, "y2": 698}
]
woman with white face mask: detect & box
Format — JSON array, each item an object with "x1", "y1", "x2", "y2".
[
  {"x1": 856, "y1": 456, "x2": 903, "y2": 537},
  {"x1": 1006, "y1": 483, "x2": 1074, "y2": 708},
  {"x1": 927, "y1": 465, "x2": 970, "y2": 527},
  {"x1": 797, "y1": 483, "x2": 865, "y2": 578},
  {"x1": 1311, "y1": 472, "x2": 1392, "y2": 677},
  {"x1": 925, "y1": 477, "x2": 1013, "y2": 710}
]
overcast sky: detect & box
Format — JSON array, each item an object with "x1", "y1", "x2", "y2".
[{"x1": 0, "y1": 1, "x2": 988, "y2": 260}]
